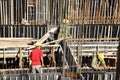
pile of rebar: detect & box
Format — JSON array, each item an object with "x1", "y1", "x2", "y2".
[{"x1": 0, "y1": 0, "x2": 119, "y2": 25}]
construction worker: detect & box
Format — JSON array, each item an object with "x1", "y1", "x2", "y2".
[
  {"x1": 29, "y1": 43, "x2": 44, "y2": 73},
  {"x1": 91, "y1": 53, "x2": 108, "y2": 71},
  {"x1": 58, "y1": 19, "x2": 72, "y2": 39},
  {"x1": 21, "y1": 19, "x2": 29, "y2": 25}
]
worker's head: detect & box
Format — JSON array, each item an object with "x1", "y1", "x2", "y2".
[
  {"x1": 24, "y1": 20, "x2": 28, "y2": 23},
  {"x1": 63, "y1": 19, "x2": 70, "y2": 24},
  {"x1": 97, "y1": 54, "x2": 104, "y2": 62},
  {"x1": 35, "y1": 43, "x2": 42, "y2": 48},
  {"x1": 21, "y1": 19, "x2": 28, "y2": 24}
]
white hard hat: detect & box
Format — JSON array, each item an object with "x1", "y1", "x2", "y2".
[
  {"x1": 24, "y1": 20, "x2": 28, "y2": 23},
  {"x1": 35, "y1": 43, "x2": 42, "y2": 47}
]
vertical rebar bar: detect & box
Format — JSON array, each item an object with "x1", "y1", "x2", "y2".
[
  {"x1": 27, "y1": 0, "x2": 29, "y2": 21},
  {"x1": 11, "y1": 0, "x2": 14, "y2": 24}
]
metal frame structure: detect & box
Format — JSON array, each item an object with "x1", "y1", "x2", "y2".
[{"x1": 0, "y1": 0, "x2": 120, "y2": 80}]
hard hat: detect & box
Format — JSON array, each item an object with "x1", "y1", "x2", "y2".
[
  {"x1": 35, "y1": 43, "x2": 42, "y2": 47},
  {"x1": 24, "y1": 20, "x2": 27, "y2": 22},
  {"x1": 97, "y1": 54, "x2": 104, "y2": 62},
  {"x1": 22, "y1": 19, "x2": 28, "y2": 24},
  {"x1": 63, "y1": 19, "x2": 69, "y2": 24},
  {"x1": 24, "y1": 20, "x2": 28, "y2": 23}
]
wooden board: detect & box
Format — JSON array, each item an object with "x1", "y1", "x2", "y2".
[
  {"x1": 36, "y1": 27, "x2": 58, "y2": 44},
  {"x1": 0, "y1": 38, "x2": 37, "y2": 48},
  {"x1": 43, "y1": 38, "x2": 64, "y2": 45},
  {"x1": 28, "y1": 27, "x2": 58, "y2": 49}
]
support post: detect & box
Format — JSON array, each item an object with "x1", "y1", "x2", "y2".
[
  {"x1": 62, "y1": 24, "x2": 66, "y2": 77},
  {"x1": 3, "y1": 48, "x2": 6, "y2": 69},
  {"x1": 116, "y1": 38, "x2": 120, "y2": 80},
  {"x1": 62, "y1": 19, "x2": 69, "y2": 76},
  {"x1": 19, "y1": 48, "x2": 23, "y2": 68},
  {"x1": 11, "y1": 0, "x2": 14, "y2": 25}
]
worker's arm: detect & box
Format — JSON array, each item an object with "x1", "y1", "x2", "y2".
[
  {"x1": 91, "y1": 56, "x2": 98, "y2": 70},
  {"x1": 91, "y1": 56, "x2": 102, "y2": 70},
  {"x1": 66, "y1": 26, "x2": 72, "y2": 38},
  {"x1": 29, "y1": 52, "x2": 32, "y2": 65},
  {"x1": 101, "y1": 61, "x2": 108, "y2": 70},
  {"x1": 41, "y1": 56, "x2": 44, "y2": 67}
]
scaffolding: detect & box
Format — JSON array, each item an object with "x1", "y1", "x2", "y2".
[{"x1": 0, "y1": 0, "x2": 120, "y2": 80}]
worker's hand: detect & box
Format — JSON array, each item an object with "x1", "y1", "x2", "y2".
[
  {"x1": 29, "y1": 60, "x2": 32, "y2": 65},
  {"x1": 97, "y1": 67, "x2": 104, "y2": 71},
  {"x1": 42, "y1": 64, "x2": 45, "y2": 67},
  {"x1": 97, "y1": 66, "x2": 109, "y2": 71},
  {"x1": 67, "y1": 35, "x2": 72, "y2": 39},
  {"x1": 104, "y1": 66, "x2": 110, "y2": 71},
  {"x1": 97, "y1": 68, "x2": 102, "y2": 71}
]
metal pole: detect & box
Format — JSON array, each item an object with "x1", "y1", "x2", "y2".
[
  {"x1": 77, "y1": 12, "x2": 84, "y2": 79},
  {"x1": 11, "y1": 0, "x2": 14, "y2": 24},
  {"x1": 0, "y1": 0, "x2": 3, "y2": 24},
  {"x1": 116, "y1": 38, "x2": 120, "y2": 80},
  {"x1": 27, "y1": 0, "x2": 28, "y2": 21},
  {"x1": 62, "y1": 23, "x2": 66, "y2": 76},
  {"x1": 5, "y1": 0, "x2": 7, "y2": 24},
  {"x1": 62, "y1": 18, "x2": 70, "y2": 76},
  {"x1": 3, "y1": 48, "x2": 6, "y2": 69},
  {"x1": 11, "y1": 26, "x2": 13, "y2": 38},
  {"x1": 19, "y1": 48, "x2": 23, "y2": 68}
]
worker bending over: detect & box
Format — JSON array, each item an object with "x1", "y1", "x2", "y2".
[{"x1": 91, "y1": 53, "x2": 108, "y2": 71}]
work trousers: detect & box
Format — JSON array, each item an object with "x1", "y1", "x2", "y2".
[{"x1": 30, "y1": 65, "x2": 42, "y2": 73}]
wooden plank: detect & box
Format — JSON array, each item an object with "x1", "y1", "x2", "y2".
[
  {"x1": 28, "y1": 27, "x2": 58, "y2": 49},
  {"x1": 35, "y1": 27, "x2": 58, "y2": 44},
  {"x1": 18, "y1": 48, "x2": 23, "y2": 68},
  {"x1": 70, "y1": 44, "x2": 118, "y2": 47},
  {"x1": 72, "y1": 49, "x2": 117, "y2": 53},
  {"x1": 43, "y1": 38, "x2": 64, "y2": 45},
  {"x1": 0, "y1": 38, "x2": 37, "y2": 48},
  {"x1": 0, "y1": 54, "x2": 28, "y2": 58},
  {"x1": 68, "y1": 38, "x2": 119, "y2": 41}
]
